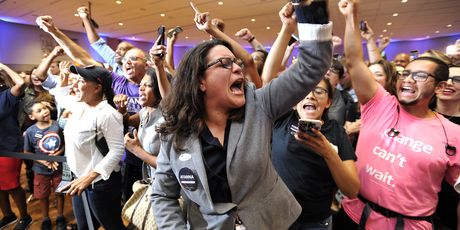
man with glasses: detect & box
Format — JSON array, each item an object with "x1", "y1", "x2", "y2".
[{"x1": 336, "y1": 0, "x2": 460, "y2": 229}]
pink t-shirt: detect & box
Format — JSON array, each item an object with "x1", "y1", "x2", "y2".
[{"x1": 343, "y1": 85, "x2": 460, "y2": 230}]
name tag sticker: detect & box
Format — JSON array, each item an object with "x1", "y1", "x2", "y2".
[{"x1": 179, "y1": 167, "x2": 198, "y2": 191}]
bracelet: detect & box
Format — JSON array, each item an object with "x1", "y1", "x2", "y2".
[{"x1": 248, "y1": 36, "x2": 255, "y2": 43}]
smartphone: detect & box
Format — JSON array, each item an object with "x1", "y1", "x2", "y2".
[
  {"x1": 288, "y1": 34, "x2": 299, "y2": 46},
  {"x1": 359, "y1": 20, "x2": 368, "y2": 33},
  {"x1": 167, "y1": 26, "x2": 183, "y2": 38},
  {"x1": 128, "y1": 126, "x2": 136, "y2": 138},
  {"x1": 155, "y1": 25, "x2": 166, "y2": 58},
  {"x1": 298, "y1": 118, "x2": 323, "y2": 136},
  {"x1": 410, "y1": 50, "x2": 419, "y2": 59}
]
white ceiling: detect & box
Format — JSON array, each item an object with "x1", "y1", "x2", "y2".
[{"x1": 0, "y1": 0, "x2": 459, "y2": 47}]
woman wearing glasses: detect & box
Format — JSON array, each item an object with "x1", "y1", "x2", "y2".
[
  {"x1": 151, "y1": 2, "x2": 333, "y2": 229},
  {"x1": 271, "y1": 78, "x2": 359, "y2": 230}
]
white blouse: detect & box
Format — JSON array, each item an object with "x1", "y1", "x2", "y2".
[{"x1": 64, "y1": 100, "x2": 124, "y2": 182}]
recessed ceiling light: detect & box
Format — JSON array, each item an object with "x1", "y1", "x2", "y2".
[
  {"x1": 203, "y1": 40, "x2": 206, "y2": 42},
  {"x1": 218, "y1": 1, "x2": 223, "y2": 5},
  {"x1": 185, "y1": 36, "x2": 189, "y2": 39},
  {"x1": 379, "y1": 34, "x2": 383, "y2": 38},
  {"x1": 74, "y1": 13, "x2": 79, "y2": 17},
  {"x1": 116, "y1": 1, "x2": 122, "y2": 4},
  {"x1": 387, "y1": 22, "x2": 392, "y2": 26},
  {"x1": 426, "y1": 36, "x2": 430, "y2": 38},
  {"x1": 435, "y1": 30, "x2": 440, "y2": 33},
  {"x1": 393, "y1": 13, "x2": 398, "y2": 17},
  {"x1": 401, "y1": 0, "x2": 408, "y2": 3},
  {"x1": 118, "y1": 22, "x2": 123, "y2": 26},
  {"x1": 266, "y1": 26, "x2": 270, "y2": 30},
  {"x1": 447, "y1": 24, "x2": 452, "y2": 28},
  {"x1": 131, "y1": 36, "x2": 135, "y2": 39},
  {"x1": 251, "y1": 18, "x2": 256, "y2": 22},
  {"x1": 383, "y1": 29, "x2": 387, "y2": 33},
  {"x1": 160, "y1": 13, "x2": 165, "y2": 17}
]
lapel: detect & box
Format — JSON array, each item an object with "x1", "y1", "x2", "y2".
[{"x1": 226, "y1": 120, "x2": 243, "y2": 165}]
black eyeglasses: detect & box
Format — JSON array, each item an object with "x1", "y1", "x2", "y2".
[
  {"x1": 448, "y1": 76, "x2": 460, "y2": 85},
  {"x1": 400, "y1": 70, "x2": 436, "y2": 82},
  {"x1": 206, "y1": 57, "x2": 244, "y2": 69},
  {"x1": 311, "y1": 87, "x2": 328, "y2": 98}
]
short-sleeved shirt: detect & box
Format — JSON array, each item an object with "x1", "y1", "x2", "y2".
[
  {"x1": 24, "y1": 121, "x2": 64, "y2": 175},
  {"x1": 343, "y1": 85, "x2": 460, "y2": 230},
  {"x1": 272, "y1": 110, "x2": 356, "y2": 222},
  {"x1": 0, "y1": 89, "x2": 22, "y2": 151},
  {"x1": 111, "y1": 72, "x2": 142, "y2": 165}
]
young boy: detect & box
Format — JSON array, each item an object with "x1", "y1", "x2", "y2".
[{"x1": 24, "y1": 100, "x2": 66, "y2": 230}]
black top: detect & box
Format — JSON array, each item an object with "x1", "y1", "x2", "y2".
[
  {"x1": 271, "y1": 111, "x2": 356, "y2": 222},
  {"x1": 435, "y1": 113, "x2": 460, "y2": 229},
  {"x1": 200, "y1": 120, "x2": 232, "y2": 203}
]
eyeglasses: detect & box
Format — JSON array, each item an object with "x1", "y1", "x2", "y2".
[
  {"x1": 206, "y1": 57, "x2": 244, "y2": 69},
  {"x1": 328, "y1": 67, "x2": 340, "y2": 74},
  {"x1": 122, "y1": 56, "x2": 146, "y2": 63},
  {"x1": 311, "y1": 87, "x2": 328, "y2": 98},
  {"x1": 448, "y1": 76, "x2": 460, "y2": 85},
  {"x1": 400, "y1": 70, "x2": 436, "y2": 82}
]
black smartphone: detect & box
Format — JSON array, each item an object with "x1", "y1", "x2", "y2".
[
  {"x1": 288, "y1": 34, "x2": 299, "y2": 46},
  {"x1": 167, "y1": 26, "x2": 183, "y2": 38},
  {"x1": 359, "y1": 20, "x2": 368, "y2": 33},
  {"x1": 128, "y1": 126, "x2": 136, "y2": 138},
  {"x1": 298, "y1": 118, "x2": 323, "y2": 136},
  {"x1": 155, "y1": 25, "x2": 166, "y2": 58}
]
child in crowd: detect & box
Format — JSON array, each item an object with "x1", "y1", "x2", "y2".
[{"x1": 24, "y1": 100, "x2": 66, "y2": 230}]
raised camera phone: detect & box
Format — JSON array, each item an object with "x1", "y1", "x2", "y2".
[
  {"x1": 410, "y1": 50, "x2": 419, "y2": 59},
  {"x1": 155, "y1": 25, "x2": 166, "y2": 58},
  {"x1": 167, "y1": 26, "x2": 183, "y2": 38},
  {"x1": 359, "y1": 20, "x2": 368, "y2": 33},
  {"x1": 288, "y1": 34, "x2": 299, "y2": 46},
  {"x1": 298, "y1": 118, "x2": 323, "y2": 135}
]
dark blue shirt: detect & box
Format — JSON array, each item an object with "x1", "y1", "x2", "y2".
[{"x1": 0, "y1": 89, "x2": 22, "y2": 152}]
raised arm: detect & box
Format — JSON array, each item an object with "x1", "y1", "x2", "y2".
[
  {"x1": 165, "y1": 27, "x2": 178, "y2": 75},
  {"x1": 36, "y1": 16, "x2": 101, "y2": 67},
  {"x1": 360, "y1": 21, "x2": 382, "y2": 63},
  {"x1": 149, "y1": 38, "x2": 170, "y2": 99},
  {"x1": 260, "y1": 7, "x2": 297, "y2": 85},
  {"x1": 339, "y1": 0, "x2": 377, "y2": 104},
  {"x1": 0, "y1": 63, "x2": 28, "y2": 97},
  {"x1": 77, "y1": 7, "x2": 101, "y2": 44},
  {"x1": 35, "y1": 46, "x2": 64, "y2": 81},
  {"x1": 191, "y1": 3, "x2": 262, "y2": 88},
  {"x1": 235, "y1": 28, "x2": 267, "y2": 52}
]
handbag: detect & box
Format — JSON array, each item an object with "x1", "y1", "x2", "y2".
[
  {"x1": 122, "y1": 163, "x2": 157, "y2": 230},
  {"x1": 95, "y1": 117, "x2": 109, "y2": 156}
]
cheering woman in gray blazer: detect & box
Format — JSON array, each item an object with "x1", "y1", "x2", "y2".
[{"x1": 152, "y1": 2, "x2": 332, "y2": 229}]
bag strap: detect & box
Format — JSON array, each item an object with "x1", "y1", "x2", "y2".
[{"x1": 81, "y1": 191, "x2": 95, "y2": 230}]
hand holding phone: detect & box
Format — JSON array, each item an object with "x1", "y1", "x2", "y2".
[
  {"x1": 298, "y1": 118, "x2": 323, "y2": 136},
  {"x1": 128, "y1": 126, "x2": 136, "y2": 139},
  {"x1": 288, "y1": 34, "x2": 299, "y2": 46},
  {"x1": 167, "y1": 26, "x2": 183, "y2": 38},
  {"x1": 155, "y1": 25, "x2": 166, "y2": 58},
  {"x1": 359, "y1": 20, "x2": 368, "y2": 33}
]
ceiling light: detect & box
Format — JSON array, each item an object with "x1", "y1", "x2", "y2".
[
  {"x1": 218, "y1": 1, "x2": 223, "y2": 5},
  {"x1": 401, "y1": 0, "x2": 408, "y2": 3},
  {"x1": 131, "y1": 36, "x2": 136, "y2": 40},
  {"x1": 379, "y1": 34, "x2": 383, "y2": 38},
  {"x1": 160, "y1": 13, "x2": 165, "y2": 17},
  {"x1": 426, "y1": 36, "x2": 430, "y2": 38},
  {"x1": 447, "y1": 24, "x2": 452, "y2": 28},
  {"x1": 393, "y1": 13, "x2": 398, "y2": 17},
  {"x1": 118, "y1": 22, "x2": 123, "y2": 26},
  {"x1": 185, "y1": 36, "x2": 189, "y2": 39},
  {"x1": 266, "y1": 26, "x2": 270, "y2": 30},
  {"x1": 116, "y1": 1, "x2": 122, "y2": 4},
  {"x1": 74, "y1": 13, "x2": 79, "y2": 17},
  {"x1": 251, "y1": 18, "x2": 255, "y2": 22},
  {"x1": 387, "y1": 22, "x2": 392, "y2": 26},
  {"x1": 435, "y1": 30, "x2": 440, "y2": 33},
  {"x1": 383, "y1": 29, "x2": 387, "y2": 33}
]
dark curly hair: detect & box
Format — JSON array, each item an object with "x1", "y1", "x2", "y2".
[{"x1": 157, "y1": 39, "x2": 244, "y2": 150}]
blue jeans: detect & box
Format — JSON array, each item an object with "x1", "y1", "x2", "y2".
[
  {"x1": 72, "y1": 171, "x2": 126, "y2": 230},
  {"x1": 290, "y1": 215, "x2": 333, "y2": 230}
]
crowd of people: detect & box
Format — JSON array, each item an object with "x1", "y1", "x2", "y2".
[{"x1": 0, "y1": 0, "x2": 460, "y2": 229}]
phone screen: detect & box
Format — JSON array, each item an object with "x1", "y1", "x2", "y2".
[
  {"x1": 156, "y1": 25, "x2": 166, "y2": 46},
  {"x1": 359, "y1": 20, "x2": 368, "y2": 32},
  {"x1": 288, "y1": 34, "x2": 299, "y2": 46}
]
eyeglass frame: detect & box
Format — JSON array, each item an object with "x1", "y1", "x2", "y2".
[
  {"x1": 311, "y1": 86, "x2": 329, "y2": 98},
  {"x1": 447, "y1": 76, "x2": 460, "y2": 85},
  {"x1": 122, "y1": 56, "x2": 147, "y2": 63},
  {"x1": 399, "y1": 70, "x2": 437, "y2": 82},
  {"x1": 206, "y1": 57, "x2": 244, "y2": 69}
]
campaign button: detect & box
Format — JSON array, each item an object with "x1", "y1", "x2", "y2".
[{"x1": 179, "y1": 167, "x2": 198, "y2": 191}]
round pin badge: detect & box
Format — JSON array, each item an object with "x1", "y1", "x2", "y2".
[{"x1": 178, "y1": 167, "x2": 198, "y2": 191}]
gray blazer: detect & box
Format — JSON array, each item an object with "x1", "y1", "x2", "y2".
[{"x1": 151, "y1": 38, "x2": 332, "y2": 229}]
